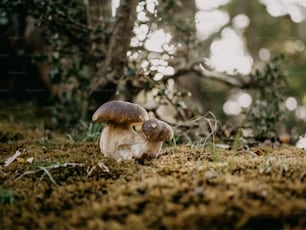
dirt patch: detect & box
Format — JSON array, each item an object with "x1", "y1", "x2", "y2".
[{"x1": 0, "y1": 121, "x2": 305, "y2": 229}]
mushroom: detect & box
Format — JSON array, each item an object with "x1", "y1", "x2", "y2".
[
  {"x1": 140, "y1": 118, "x2": 174, "y2": 158},
  {"x1": 92, "y1": 100, "x2": 149, "y2": 160},
  {"x1": 92, "y1": 101, "x2": 174, "y2": 160}
]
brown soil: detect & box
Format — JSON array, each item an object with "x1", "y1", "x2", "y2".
[{"x1": 0, "y1": 121, "x2": 305, "y2": 230}]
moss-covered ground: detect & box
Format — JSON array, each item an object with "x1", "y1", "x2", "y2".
[{"x1": 0, "y1": 120, "x2": 305, "y2": 229}]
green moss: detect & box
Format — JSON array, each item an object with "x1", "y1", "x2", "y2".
[
  {"x1": 0, "y1": 121, "x2": 305, "y2": 229},
  {"x1": 0, "y1": 189, "x2": 15, "y2": 204}
]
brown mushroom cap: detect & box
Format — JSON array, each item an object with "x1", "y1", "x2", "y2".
[
  {"x1": 92, "y1": 100, "x2": 149, "y2": 124},
  {"x1": 142, "y1": 119, "x2": 173, "y2": 142}
]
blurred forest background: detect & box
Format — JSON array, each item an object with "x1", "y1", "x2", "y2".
[{"x1": 0, "y1": 0, "x2": 306, "y2": 145}]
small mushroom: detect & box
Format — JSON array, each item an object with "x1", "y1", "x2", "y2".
[
  {"x1": 92, "y1": 100, "x2": 149, "y2": 160},
  {"x1": 140, "y1": 118, "x2": 173, "y2": 158}
]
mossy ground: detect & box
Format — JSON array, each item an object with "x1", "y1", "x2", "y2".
[{"x1": 0, "y1": 120, "x2": 305, "y2": 230}]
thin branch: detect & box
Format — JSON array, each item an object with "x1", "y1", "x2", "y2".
[
  {"x1": 163, "y1": 61, "x2": 250, "y2": 88},
  {"x1": 197, "y1": 63, "x2": 246, "y2": 88},
  {"x1": 38, "y1": 166, "x2": 59, "y2": 186},
  {"x1": 15, "y1": 162, "x2": 86, "y2": 184},
  {"x1": 200, "y1": 111, "x2": 219, "y2": 151},
  {"x1": 4, "y1": 150, "x2": 22, "y2": 167}
]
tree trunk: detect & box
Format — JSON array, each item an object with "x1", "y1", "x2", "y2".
[{"x1": 90, "y1": 0, "x2": 139, "y2": 105}]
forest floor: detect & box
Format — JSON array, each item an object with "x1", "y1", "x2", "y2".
[{"x1": 0, "y1": 120, "x2": 306, "y2": 230}]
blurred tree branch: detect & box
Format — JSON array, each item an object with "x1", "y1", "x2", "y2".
[
  {"x1": 163, "y1": 61, "x2": 250, "y2": 88},
  {"x1": 90, "y1": 0, "x2": 139, "y2": 103}
]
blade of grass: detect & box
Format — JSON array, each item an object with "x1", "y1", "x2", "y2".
[
  {"x1": 38, "y1": 166, "x2": 59, "y2": 186},
  {"x1": 229, "y1": 129, "x2": 241, "y2": 173}
]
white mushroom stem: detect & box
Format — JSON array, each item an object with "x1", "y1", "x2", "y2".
[
  {"x1": 100, "y1": 123, "x2": 144, "y2": 160},
  {"x1": 132, "y1": 140, "x2": 163, "y2": 159},
  {"x1": 100, "y1": 124, "x2": 165, "y2": 160},
  {"x1": 138, "y1": 118, "x2": 173, "y2": 158},
  {"x1": 146, "y1": 140, "x2": 163, "y2": 155},
  {"x1": 99, "y1": 119, "x2": 173, "y2": 160}
]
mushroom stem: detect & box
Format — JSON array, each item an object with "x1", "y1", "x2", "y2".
[
  {"x1": 100, "y1": 124, "x2": 164, "y2": 160},
  {"x1": 100, "y1": 124, "x2": 143, "y2": 160},
  {"x1": 132, "y1": 140, "x2": 163, "y2": 159},
  {"x1": 139, "y1": 118, "x2": 173, "y2": 158},
  {"x1": 145, "y1": 141, "x2": 163, "y2": 156}
]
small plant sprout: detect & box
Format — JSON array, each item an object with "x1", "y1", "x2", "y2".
[
  {"x1": 183, "y1": 112, "x2": 219, "y2": 155},
  {"x1": 0, "y1": 189, "x2": 15, "y2": 204},
  {"x1": 92, "y1": 100, "x2": 173, "y2": 160},
  {"x1": 229, "y1": 129, "x2": 242, "y2": 173},
  {"x1": 67, "y1": 120, "x2": 102, "y2": 142}
]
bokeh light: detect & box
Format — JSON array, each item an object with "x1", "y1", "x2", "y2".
[
  {"x1": 238, "y1": 92, "x2": 253, "y2": 108},
  {"x1": 260, "y1": 0, "x2": 306, "y2": 23},
  {"x1": 232, "y1": 14, "x2": 250, "y2": 29},
  {"x1": 144, "y1": 29, "x2": 174, "y2": 53},
  {"x1": 111, "y1": 0, "x2": 120, "y2": 17},
  {"x1": 195, "y1": 10, "x2": 230, "y2": 40},
  {"x1": 294, "y1": 40, "x2": 305, "y2": 52},
  {"x1": 285, "y1": 97, "x2": 298, "y2": 111},
  {"x1": 295, "y1": 106, "x2": 306, "y2": 121},
  {"x1": 195, "y1": 0, "x2": 229, "y2": 11},
  {"x1": 258, "y1": 48, "x2": 271, "y2": 61},
  {"x1": 209, "y1": 28, "x2": 253, "y2": 75},
  {"x1": 223, "y1": 100, "x2": 242, "y2": 115}
]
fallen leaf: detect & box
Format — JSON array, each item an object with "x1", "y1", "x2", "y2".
[
  {"x1": 216, "y1": 144, "x2": 231, "y2": 150},
  {"x1": 4, "y1": 150, "x2": 22, "y2": 167},
  {"x1": 254, "y1": 149, "x2": 266, "y2": 156},
  {"x1": 98, "y1": 161, "x2": 110, "y2": 173},
  {"x1": 279, "y1": 133, "x2": 290, "y2": 144},
  {"x1": 26, "y1": 157, "x2": 34, "y2": 164}
]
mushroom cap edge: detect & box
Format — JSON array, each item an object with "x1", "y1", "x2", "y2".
[
  {"x1": 142, "y1": 118, "x2": 173, "y2": 142},
  {"x1": 92, "y1": 100, "x2": 149, "y2": 124}
]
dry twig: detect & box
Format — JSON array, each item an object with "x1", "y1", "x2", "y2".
[{"x1": 15, "y1": 162, "x2": 86, "y2": 185}]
